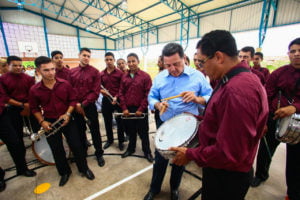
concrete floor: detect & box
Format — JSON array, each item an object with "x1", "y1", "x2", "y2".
[{"x1": 0, "y1": 114, "x2": 287, "y2": 200}]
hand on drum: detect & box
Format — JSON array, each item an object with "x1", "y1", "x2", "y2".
[
  {"x1": 156, "y1": 101, "x2": 168, "y2": 115},
  {"x1": 20, "y1": 103, "x2": 30, "y2": 116},
  {"x1": 274, "y1": 105, "x2": 296, "y2": 119},
  {"x1": 169, "y1": 147, "x2": 190, "y2": 166},
  {"x1": 58, "y1": 114, "x2": 70, "y2": 127}
]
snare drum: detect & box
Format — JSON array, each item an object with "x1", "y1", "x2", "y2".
[
  {"x1": 32, "y1": 134, "x2": 70, "y2": 165},
  {"x1": 155, "y1": 113, "x2": 200, "y2": 159},
  {"x1": 276, "y1": 113, "x2": 300, "y2": 144}
]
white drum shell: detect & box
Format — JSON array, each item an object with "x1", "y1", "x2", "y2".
[{"x1": 276, "y1": 114, "x2": 300, "y2": 144}]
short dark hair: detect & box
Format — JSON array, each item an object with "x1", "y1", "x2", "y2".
[
  {"x1": 162, "y1": 43, "x2": 184, "y2": 58},
  {"x1": 80, "y1": 47, "x2": 91, "y2": 54},
  {"x1": 254, "y1": 52, "x2": 264, "y2": 59},
  {"x1": 105, "y1": 52, "x2": 115, "y2": 58},
  {"x1": 117, "y1": 58, "x2": 125, "y2": 62},
  {"x1": 288, "y1": 38, "x2": 300, "y2": 50},
  {"x1": 7, "y1": 56, "x2": 22, "y2": 65},
  {"x1": 51, "y1": 50, "x2": 63, "y2": 58},
  {"x1": 127, "y1": 53, "x2": 139, "y2": 61},
  {"x1": 241, "y1": 46, "x2": 255, "y2": 58},
  {"x1": 196, "y1": 30, "x2": 238, "y2": 58},
  {"x1": 34, "y1": 56, "x2": 52, "y2": 68}
]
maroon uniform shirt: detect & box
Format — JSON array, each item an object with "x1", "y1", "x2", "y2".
[
  {"x1": 0, "y1": 83, "x2": 6, "y2": 115},
  {"x1": 55, "y1": 67, "x2": 70, "y2": 81},
  {"x1": 119, "y1": 69, "x2": 152, "y2": 112},
  {"x1": 250, "y1": 67, "x2": 265, "y2": 85},
  {"x1": 266, "y1": 64, "x2": 300, "y2": 113},
  {"x1": 253, "y1": 65, "x2": 270, "y2": 81},
  {"x1": 186, "y1": 63, "x2": 269, "y2": 172},
  {"x1": 0, "y1": 72, "x2": 35, "y2": 103},
  {"x1": 69, "y1": 64, "x2": 101, "y2": 107},
  {"x1": 29, "y1": 78, "x2": 77, "y2": 119},
  {"x1": 100, "y1": 67, "x2": 123, "y2": 97}
]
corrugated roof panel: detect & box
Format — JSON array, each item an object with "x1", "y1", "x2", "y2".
[
  {"x1": 159, "y1": 24, "x2": 177, "y2": 43},
  {"x1": 276, "y1": 0, "x2": 300, "y2": 26},
  {"x1": 135, "y1": 4, "x2": 175, "y2": 22},
  {"x1": 126, "y1": 0, "x2": 161, "y2": 14},
  {"x1": 151, "y1": 13, "x2": 179, "y2": 26},
  {"x1": 133, "y1": 34, "x2": 140, "y2": 47},
  {"x1": 181, "y1": 0, "x2": 209, "y2": 7},
  {"x1": 195, "y1": 0, "x2": 243, "y2": 13},
  {"x1": 200, "y1": 11, "x2": 231, "y2": 36},
  {"x1": 46, "y1": 18, "x2": 77, "y2": 36}
]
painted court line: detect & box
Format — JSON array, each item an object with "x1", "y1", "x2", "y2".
[{"x1": 84, "y1": 164, "x2": 153, "y2": 200}]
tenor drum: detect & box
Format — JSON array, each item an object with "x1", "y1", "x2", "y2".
[
  {"x1": 155, "y1": 113, "x2": 200, "y2": 159},
  {"x1": 276, "y1": 113, "x2": 300, "y2": 144},
  {"x1": 32, "y1": 135, "x2": 70, "y2": 165}
]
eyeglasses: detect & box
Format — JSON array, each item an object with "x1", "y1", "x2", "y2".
[{"x1": 199, "y1": 56, "x2": 213, "y2": 67}]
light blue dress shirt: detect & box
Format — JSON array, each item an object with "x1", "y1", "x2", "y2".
[{"x1": 148, "y1": 66, "x2": 212, "y2": 122}]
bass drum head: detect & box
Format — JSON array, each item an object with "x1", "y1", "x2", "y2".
[
  {"x1": 155, "y1": 113, "x2": 198, "y2": 151},
  {"x1": 278, "y1": 116, "x2": 291, "y2": 137},
  {"x1": 32, "y1": 135, "x2": 70, "y2": 165}
]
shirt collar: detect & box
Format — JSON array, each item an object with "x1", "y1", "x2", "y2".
[{"x1": 164, "y1": 66, "x2": 191, "y2": 77}]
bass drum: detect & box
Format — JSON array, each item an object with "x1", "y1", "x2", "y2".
[{"x1": 32, "y1": 134, "x2": 70, "y2": 165}]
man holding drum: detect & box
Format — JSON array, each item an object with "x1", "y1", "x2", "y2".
[
  {"x1": 144, "y1": 43, "x2": 212, "y2": 200},
  {"x1": 252, "y1": 38, "x2": 300, "y2": 200},
  {"x1": 170, "y1": 30, "x2": 269, "y2": 200},
  {"x1": 29, "y1": 56, "x2": 95, "y2": 186}
]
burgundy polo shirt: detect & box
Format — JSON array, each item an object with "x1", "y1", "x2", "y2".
[
  {"x1": 29, "y1": 78, "x2": 77, "y2": 119},
  {"x1": 0, "y1": 83, "x2": 6, "y2": 115},
  {"x1": 69, "y1": 64, "x2": 101, "y2": 106},
  {"x1": 119, "y1": 69, "x2": 152, "y2": 112},
  {"x1": 250, "y1": 68, "x2": 265, "y2": 85},
  {"x1": 56, "y1": 67, "x2": 70, "y2": 81},
  {"x1": 100, "y1": 67, "x2": 123, "y2": 97},
  {"x1": 0, "y1": 72, "x2": 35, "y2": 103},
  {"x1": 186, "y1": 63, "x2": 269, "y2": 172},
  {"x1": 266, "y1": 64, "x2": 300, "y2": 113},
  {"x1": 253, "y1": 65, "x2": 270, "y2": 81}
]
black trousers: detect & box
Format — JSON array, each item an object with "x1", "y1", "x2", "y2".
[
  {"x1": 255, "y1": 113, "x2": 280, "y2": 180},
  {"x1": 101, "y1": 96, "x2": 124, "y2": 144},
  {"x1": 0, "y1": 111, "x2": 28, "y2": 174},
  {"x1": 286, "y1": 143, "x2": 300, "y2": 200},
  {"x1": 45, "y1": 118, "x2": 89, "y2": 176},
  {"x1": 124, "y1": 106, "x2": 151, "y2": 154},
  {"x1": 73, "y1": 103, "x2": 103, "y2": 157},
  {"x1": 202, "y1": 167, "x2": 252, "y2": 200},
  {"x1": 0, "y1": 167, "x2": 4, "y2": 180}
]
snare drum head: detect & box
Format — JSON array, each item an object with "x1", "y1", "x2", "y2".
[{"x1": 155, "y1": 113, "x2": 198, "y2": 150}]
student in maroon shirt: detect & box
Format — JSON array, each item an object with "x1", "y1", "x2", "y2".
[
  {"x1": 252, "y1": 38, "x2": 300, "y2": 200},
  {"x1": 119, "y1": 53, "x2": 153, "y2": 163},
  {"x1": 170, "y1": 30, "x2": 268, "y2": 200},
  {"x1": 100, "y1": 52, "x2": 125, "y2": 151},
  {"x1": 51, "y1": 50, "x2": 70, "y2": 81},
  {"x1": 239, "y1": 46, "x2": 266, "y2": 85},
  {"x1": 253, "y1": 52, "x2": 270, "y2": 81},
  {"x1": 117, "y1": 58, "x2": 128, "y2": 73},
  {"x1": 29, "y1": 56, "x2": 95, "y2": 187},
  {"x1": 69, "y1": 47, "x2": 105, "y2": 167},
  {"x1": 0, "y1": 58, "x2": 8, "y2": 76}
]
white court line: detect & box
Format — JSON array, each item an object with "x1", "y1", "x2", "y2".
[{"x1": 84, "y1": 164, "x2": 153, "y2": 200}]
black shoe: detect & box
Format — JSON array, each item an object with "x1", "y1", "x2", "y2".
[
  {"x1": 143, "y1": 191, "x2": 157, "y2": 200},
  {"x1": 18, "y1": 169, "x2": 36, "y2": 177},
  {"x1": 59, "y1": 173, "x2": 71, "y2": 187},
  {"x1": 0, "y1": 170, "x2": 5, "y2": 192},
  {"x1": 86, "y1": 140, "x2": 92, "y2": 147},
  {"x1": 251, "y1": 177, "x2": 264, "y2": 187},
  {"x1": 121, "y1": 150, "x2": 135, "y2": 158},
  {"x1": 124, "y1": 135, "x2": 129, "y2": 142},
  {"x1": 145, "y1": 153, "x2": 154, "y2": 163},
  {"x1": 119, "y1": 143, "x2": 124, "y2": 151},
  {"x1": 103, "y1": 142, "x2": 112, "y2": 149},
  {"x1": 171, "y1": 189, "x2": 179, "y2": 200},
  {"x1": 97, "y1": 156, "x2": 105, "y2": 167},
  {"x1": 82, "y1": 169, "x2": 95, "y2": 180}
]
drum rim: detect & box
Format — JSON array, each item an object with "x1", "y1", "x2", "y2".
[{"x1": 32, "y1": 141, "x2": 56, "y2": 166}]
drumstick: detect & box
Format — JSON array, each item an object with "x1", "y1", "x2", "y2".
[
  {"x1": 159, "y1": 104, "x2": 167, "y2": 115},
  {"x1": 161, "y1": 94, "x2": 183, "y2": 101}
]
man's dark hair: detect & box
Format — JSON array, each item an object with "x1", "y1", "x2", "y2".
[
  {"x1": 288, "y1": 38, "x2": 300, "y2": 50},
  {"x1": 254, "y1": 52, "x2": 264, "y2": 59},
  {"x1": 105, "y1": 52, "x2": 115, "y2": 58},
  {"x1": 79, "y1": 47, "x2": 91, "y2": 54},
  {"x1": 51, "y1": 50, "x2": 63, "y2": 58},
  {"x1": 196, "y1": 30, "x2": 238, "y2": 58},
  {"x1": 7, "y1": 56, "x2": 22, "y2": 65},
  {"x1": 241, "y1": 46, "x2": 255, "y2": 58},
  {"x1": 117, "y1": 58, "x2": 125, "y2": 62},
  {"x1": 162, "y1": 43, "x2": 184, "y2": 58},
  {"x1": 34, "y1": 56, "x2": 52, "y2": 68},
  {"x1": 127, "y1": 53, "x2": 139, "y2": 61}
]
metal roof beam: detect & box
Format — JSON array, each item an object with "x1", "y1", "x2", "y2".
[
  {"x1": 71, "y1": 0, "x2": 94, "y2": 24},
  {"x1": 56, "y1": 0, "x2": 67, "y2": 19}
]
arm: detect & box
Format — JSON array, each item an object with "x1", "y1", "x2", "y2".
[{"x1": 137, "y1": 74, "x2": 152, "y2": 112}]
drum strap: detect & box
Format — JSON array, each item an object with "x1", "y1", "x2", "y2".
[
  {"x1": 203, "y1": 67, "x2": 250, "y2": 115},
  {"x1": 278, "y1": 78, "x2": 300, "y2": 105}
]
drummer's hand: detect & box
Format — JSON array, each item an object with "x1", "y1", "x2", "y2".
[
  {"x1": 112, "y1": 97, "x2": 117, "y2": 105},
  {"x1": 181, "y1": 91, "x2": 206, "y2": 105},
  {"x1": 41, "y1": 121, "x2": 52, "y2": 132},
  {"x1": 75, "y1": 103, "x2": 85, "y2": 115},
  {"x1": 169, "y1": 147, "x2": 190, "y2": 166},
  {"x1": 20, "y1": 103, "x2": 30, "y2": 116},
  {"x1": 100, "y1": 89, "x2": 109, "y2": 96},
  {"x1": 274, "y1": 105, "x2": 296, "y2": 119},
  {"x1": 135, "y1": 110, "x2": 142, "y2": 116},
  {"x1": 123, "y1": 109, "x2": 130, "y2": 117},
  {"x1": 59, "y1": 114, "x2": 71, "y2": 127},
  {"x1": 156, "y1": 101, "x2": 168, "y2": 115}
]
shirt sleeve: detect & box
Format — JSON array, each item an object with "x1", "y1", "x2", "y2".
[
  {"x1": 0, "y1": 78, "x2": 10, "y2": 103},
  {"x1": 138, "y1": 73, "x2": 152, "y2": 112},
  {"x1": 118, "y1": 75, "x2": 127, "y2": 111},
  {"x1": 148, "y1": 76, "x2": 161, "y2": 110},
  {"x1": 82, "y1": 71, "x2": 101, "y2": 107},
  {"x1": 198, "y1": 73, "x2": 213, "y2": 103}
]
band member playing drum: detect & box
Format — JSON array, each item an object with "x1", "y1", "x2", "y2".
[
  {"x1": 119, "y1": 53, "x2": 153, "y2": 162},
  {"x1": 252, "y1": 38, "x2": 300, "y2": 200},
  {"x1": 29, "y1": 56, "x2": 95, "y2": 186},
  {"x1": 69, "y1": 48, "x2": 105, "y2": 167},
  {"x1": 51, "y1": 50, "x2": 70, "y2": 81},
  {"x1": 144, "y1": 43, "x2": 212, "y2": 200},
  {"x1": 170, "y1": 30, "x2": 268, "y2": 200},
  {"x1": 0, "y1": 82, "x2": 36, "y2": 181},
  {"x1": 100, "y1": 52, "x2": 125, "y2": 151}
]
